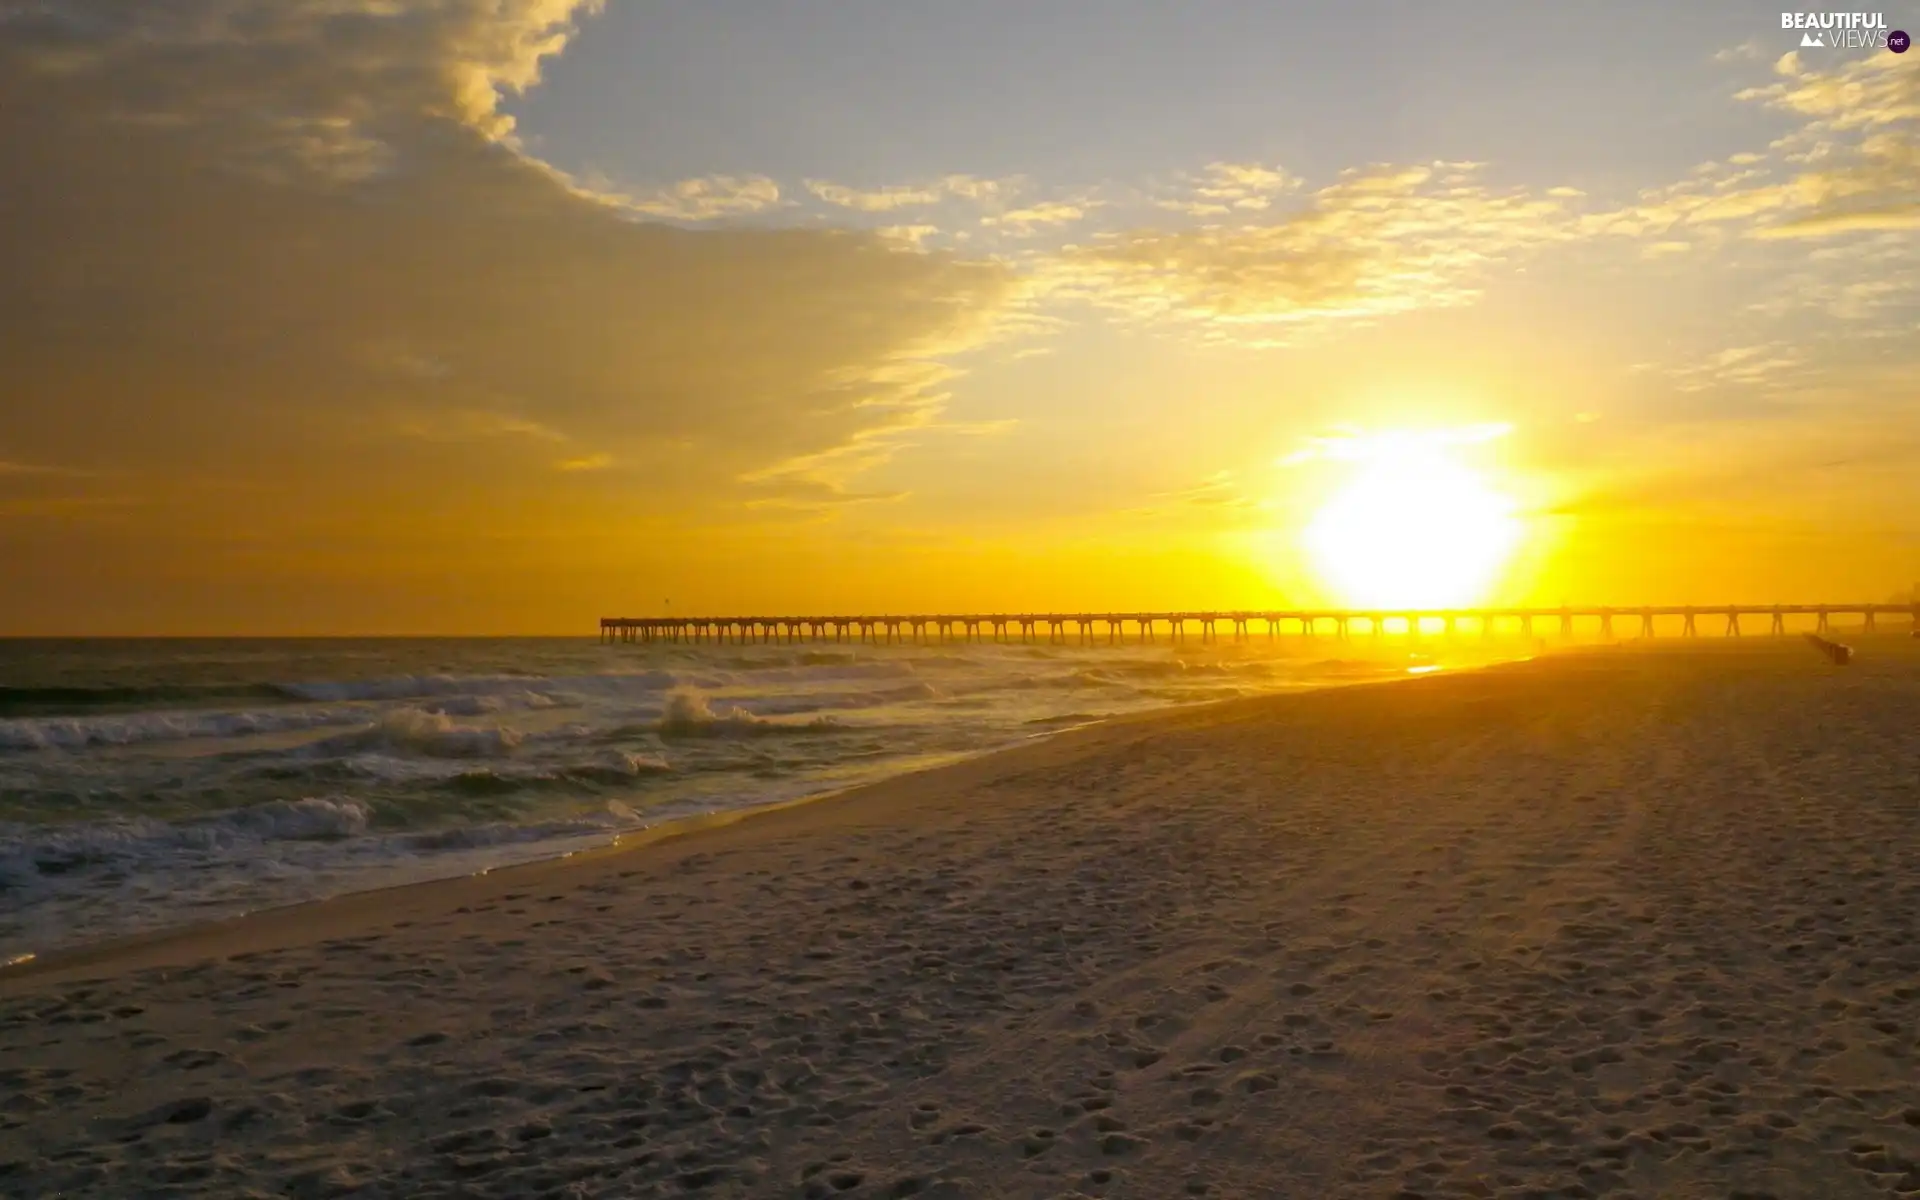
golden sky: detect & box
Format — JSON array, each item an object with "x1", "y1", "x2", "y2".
[{"x1": 2, "y1": 1, "x2": 1917, "y2": 633}]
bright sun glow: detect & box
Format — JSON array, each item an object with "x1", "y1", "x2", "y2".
[{"x1": 1302, "y1": 431, "x2": 1521, "y2": 609}]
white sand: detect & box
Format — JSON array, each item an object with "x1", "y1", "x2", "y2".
[{"x1": 2, "y1": 641, "x2": 1917, "y2": 1199}]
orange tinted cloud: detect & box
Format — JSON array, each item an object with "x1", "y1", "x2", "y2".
[
  {"x1": 0, "y1": 1, "x2": 1014, "y2": 512},
  {"x1": 1047, "y1": 165, "x2": 1576, "y2": 341},
  {"x1": 0, "y1": 0, "x2": 1017, "y2": 630}
]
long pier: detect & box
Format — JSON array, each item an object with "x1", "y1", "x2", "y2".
[{"x1": 600, "y1": 604, "x2": 1920, "y2": 645}]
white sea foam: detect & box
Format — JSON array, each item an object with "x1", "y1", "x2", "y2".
[
  {"x1": 656, "y1": 690, "x2": 846, "y2": 737},
  {"x1": 311, "y1": 708, "x2": 528, "y2": 759}
]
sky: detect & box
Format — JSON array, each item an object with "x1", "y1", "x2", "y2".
[{"x1": 2, "y1": 0, "x2": 1918, "y2": 634}]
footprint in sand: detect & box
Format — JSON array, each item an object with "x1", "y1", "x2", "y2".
[
  {"x1": 929, "y1": 1120, "x2": 988, "y2": 1144},
  {"x1": 161, "y1": 1048, "x2": 226, "y2": 1071},
  {"x1": 1100, "y1": 1132, "x2": 1146, "y2": 1155}
]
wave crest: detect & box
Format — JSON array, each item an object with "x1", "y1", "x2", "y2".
[
  {"x1": 657, "y1": 691, "x2": 842, "y2": 738},
  {"x1": 313, "y1": 708, "x2": 526, "y2": 759}
]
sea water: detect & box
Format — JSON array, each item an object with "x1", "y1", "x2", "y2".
[{"x1": 0, "y1": 636, "x2": 1460, "y2": 958}]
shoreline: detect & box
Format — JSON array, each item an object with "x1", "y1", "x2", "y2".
[
  {"x1": 0, "y1": 637, "x2": 1882, "y2": 983},
  {"x1": 0, "y1": 636, "x2": 1892, "y2": 982},
  {"x1": 0, "y1": 740, "x2": 1043, "y2": 987},
  {"x1": 0, "y1": 661, "x2": 1448, "y2": 984}
]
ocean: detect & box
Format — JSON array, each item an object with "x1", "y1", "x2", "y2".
[{"x1": 0, "y1": 635, "x2": 1492, "y2": 961}]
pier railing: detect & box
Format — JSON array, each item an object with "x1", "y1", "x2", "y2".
[{"x1": 598, "y1": 605, "x2": 1920, "y2": 645}]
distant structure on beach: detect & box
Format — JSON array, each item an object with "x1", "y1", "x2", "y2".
[
  {"x1": 1802, "y1": 633, "x2": 1854, "y2": 665},
  {"x1": 600, "y1": 602, "x2": 1920, "y2": 645}
]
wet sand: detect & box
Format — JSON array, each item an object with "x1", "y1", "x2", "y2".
[{"x1": 3, "y1": 641, "x2": 1917, "y2": 1199}]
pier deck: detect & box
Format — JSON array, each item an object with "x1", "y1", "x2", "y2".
[{"x1": 598, "y1": 604, "x2": 1920, "y2": 645}]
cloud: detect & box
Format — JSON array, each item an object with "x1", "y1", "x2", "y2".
[
  {"x1": 1155, "y1": 199, "x2": 1233, "y2": 217},
  {"x1": 0, "y1": 459, "x2": 90, "y2": 477},
  {"x1": 734, "y1": 359, "x2": 1023, "y2": 509},
  {"x1": 1152, "y1": 161, "x2": 1301, "y2": 217},
  {"x1": 1184, "y1": 161, "x2": 1299, "y2": 210},
  {"x1": 940, "y1": 175, "x2": 1010, "y2": 202},
  {"x1": 1666, "y1": 345, "x2": 1808, "y2": 393},
  {"x1": 1202, "y1": 163, "x2": 1294, "y2": 192},
  {"x1": 804, "y1": 174, "x2": 1018, "y2": 212},
  {"x1": 1120, "y1": 470, "x2": 1267, "y2": 522},
  {"x1": 623, "y1": 174, "x2": 783, "y2": 220},
  {"x1": 1049, "y1": 165, "x2": 1576, "y2": 339},
  {"x1": 1158, "y1": 472, "x2": 1260, "y2": 508},
  {"x1": 1557, "y1": 401, "x2": 1920, "y2": 522},
  {"x1": 805, "y1": 180, "x2": 946, "y2": 212},
  {"x1": 1593, "y1": 54, "x2": 1920, "y2": 244},
  {"x1": 984, "y1": 201, "x2": 1095, "y2": 231},
  {"x1": 396, "y1": 410, "x2": 571, "y2": 443},
  {"x1": 737, "y1": 423, "x2": 919, "y2": 507},
  {"x1": 876, "y1": 224, "x2": 942, "y2": 248},
  {"x1": 0, "y1": 494, "x2": 141, "y2": 520},
  {"x1": 1742, "y1": 50, "x2": 1920, "y2": 129},
  {"x1": 1753, "y1": 205, "x2": 1920, "y2": 237},
  {"x1": 1823, "y1": 277, "x2": 1914, "y2": 320},
  {"x1": 0, "y1": 0, "x2": 1015, "y2": 560},
  {"x1": 1571, "y1": 52, "x2": 1920, "y2": 385},
  {"x1": 0, "y1": 456, "x2": 119, "y2": 525}
]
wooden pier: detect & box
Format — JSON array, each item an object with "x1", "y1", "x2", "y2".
[{"x1": 599, "y1": 604, "x2": 1920, "y2": 645}]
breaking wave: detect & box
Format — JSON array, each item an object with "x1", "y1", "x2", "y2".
[
  {"x1": 656, "y1": 691, "x2": 845, "y2": 738},
  {"x1": 311, "y1": 708, "x2": 528, "y2": 759}
]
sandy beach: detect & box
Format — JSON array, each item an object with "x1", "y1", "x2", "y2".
[{"x1": 2, "y1": 642, "x2": 1917, "y2": 1200}]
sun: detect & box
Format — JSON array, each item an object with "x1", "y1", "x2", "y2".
[{"x1": 1303, "y1": 435, "x2": 1521, "y2": 610}]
